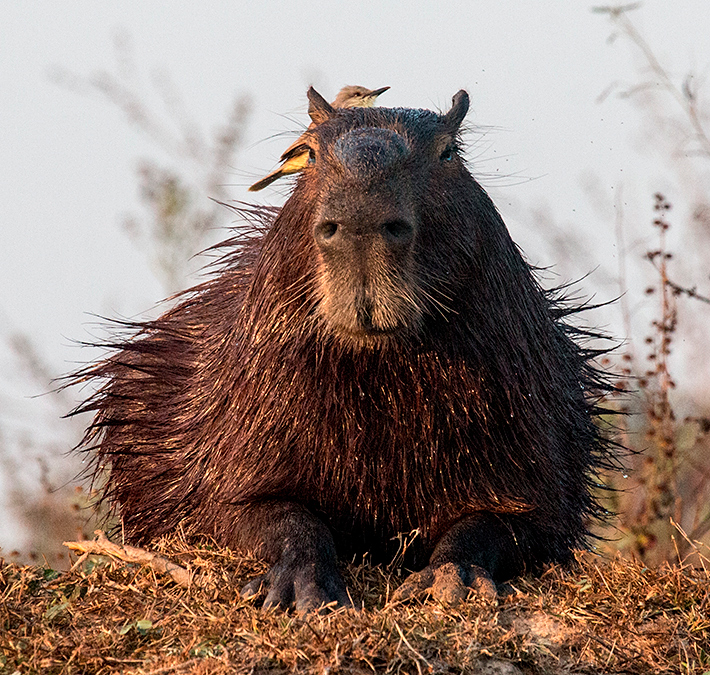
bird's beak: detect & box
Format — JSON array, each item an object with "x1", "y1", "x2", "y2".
[{"x1": 369, "y1": 86, "x2": 390, "y2": 98}]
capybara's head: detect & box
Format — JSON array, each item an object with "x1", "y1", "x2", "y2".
[{"x1": 293, "y1": 87, "x2": 475, "y2": 346}]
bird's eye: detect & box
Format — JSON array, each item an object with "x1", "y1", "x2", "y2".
[
  {"x1": 308, "y1": 148, "x2": 316, "y2": 165},
  {"x1": 440, "y1": 146, "x2": 454, "y2": 162}
]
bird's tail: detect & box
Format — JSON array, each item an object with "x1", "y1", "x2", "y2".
[
  {"x1": 248, "y1": 168, "x2": 283, "y2": 192},
  {"x1": 249, "y1": 151, "x2": 310, "y2": 192}
]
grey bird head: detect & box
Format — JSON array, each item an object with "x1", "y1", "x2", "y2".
[{"x1": 331, "y1": 85, "x2": 390, "y2": 108}]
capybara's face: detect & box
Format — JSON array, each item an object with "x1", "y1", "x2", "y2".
[{"x1": 297, "y1": 91, "x2": 474, "y2": 347}]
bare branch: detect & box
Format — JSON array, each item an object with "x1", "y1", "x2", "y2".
[
  {"x1": 64, "y1": 530, "x2": 194, "y2": 588},
  {"x1": 599, "y1": 5, "x2": 710, "y2": 157}
]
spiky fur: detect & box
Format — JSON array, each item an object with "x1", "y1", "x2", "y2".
[{"x1": 72, "y1": 100, "x2": 615, "y2": 579}]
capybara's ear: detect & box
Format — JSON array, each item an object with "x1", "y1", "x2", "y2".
[
  {"x1": 308, "y1": 87, "x2": 336, "y2": 126},
  {"x1": 443, "y1": 90, "x2": 470, "y2": 130}
]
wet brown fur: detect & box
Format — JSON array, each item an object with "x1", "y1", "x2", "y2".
[{"x1": 72, "y1": 90, "x2": 615, "y2": 599}]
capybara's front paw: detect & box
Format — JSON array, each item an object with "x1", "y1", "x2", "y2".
[
  {"x1": 392, "y1": 562, "x2": 497, "y2": 605},
  {"x1": 241, "y1": 559, "x2": 351, "y2": 612}
]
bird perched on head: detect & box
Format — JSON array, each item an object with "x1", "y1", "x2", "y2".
[
  {"x1": 328, "y1": 85, "x2": 390, "y2": 109},
  {"x1": 248, "y1": 85, "x2": 390, "y2": 192}
]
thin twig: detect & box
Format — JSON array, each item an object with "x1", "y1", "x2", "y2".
[
  {"x1": 665, "y1": 277, "x2": 710, "y2": 305},
  {"x1": 64, "y1": 530, "x2": 193, "y2": 588},
  {"x1": 595, "y1": 4, "x2": 710, "y2": 156},
  {"x1": 393, "y1": 620, "x2": 431, "y2": 673}
]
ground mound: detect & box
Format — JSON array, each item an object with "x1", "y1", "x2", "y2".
[{"x1": 1, "y1": 535, "x2": 708, "y2": 674}]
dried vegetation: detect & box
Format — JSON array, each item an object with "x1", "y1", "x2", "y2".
[{"x1": 2, "y1": 535, "x2": 709, "y2": 674}]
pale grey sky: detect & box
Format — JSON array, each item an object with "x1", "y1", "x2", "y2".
[{"x1": 1, "y1": 1, "x2": 709, "y2": 549}]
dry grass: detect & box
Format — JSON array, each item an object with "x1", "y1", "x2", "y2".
[{"x1": 2, "y1": 536, "x2": 709, "y2": 674}]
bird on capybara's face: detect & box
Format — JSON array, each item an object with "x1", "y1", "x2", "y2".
[{"x1": 73, "y1": 87, "x2": 615, "y2": 611}]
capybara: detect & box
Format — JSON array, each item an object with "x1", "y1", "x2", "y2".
[{"x1": 74, "y1": 88, "x2": 614, "y2": 610}]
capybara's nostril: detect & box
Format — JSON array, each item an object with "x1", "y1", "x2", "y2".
[{"x1": 315, "y1": 220, "x2": 340, "y2": 246}]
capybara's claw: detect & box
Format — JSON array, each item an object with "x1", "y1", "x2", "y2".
[
  {"x1": 242, "y1": 561, "x2": 351, "y2": 612},
  {"x1": 393, "y1": 562, "x2": 497, "y2": 605}
]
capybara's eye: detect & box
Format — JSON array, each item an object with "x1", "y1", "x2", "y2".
[
  {"x1": 440, "y1": 146, "x2": 454, "y2": 162},
  {"x1": 308, "y1": 148, "x2": 316, "y2": 165}
]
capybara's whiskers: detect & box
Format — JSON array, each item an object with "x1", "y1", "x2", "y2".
[{"x1": 70, "y1": 86, "x2": 617, "y2": 611}]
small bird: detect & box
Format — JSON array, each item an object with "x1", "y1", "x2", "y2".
[{"x1": 249, "y1": 85, "x2": 390, "y2": 192}]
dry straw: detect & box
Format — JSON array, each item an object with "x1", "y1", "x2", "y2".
[{"x1": 2, "y1": 532, "x2": 709, "y2": 674}]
